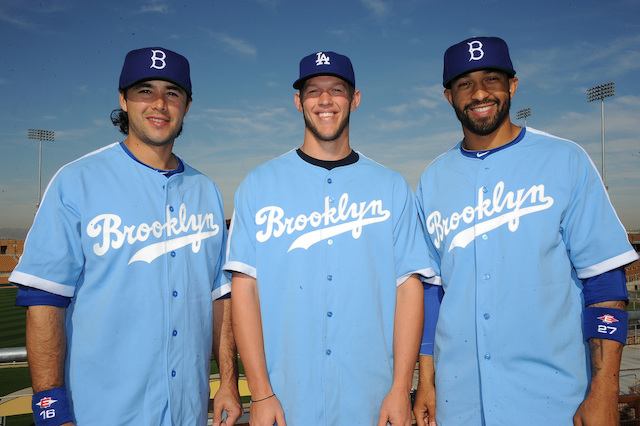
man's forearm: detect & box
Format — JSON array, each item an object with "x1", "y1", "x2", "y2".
[
  {"x1": 231, "y1": 273, "x2": 273, "y2": 399},
  {"x1": 26, "y1": 305, "x2": 67, "y2": 392},
  {"x1": 392, "y1": 275, "x2": 424, "y2": 390},
  {"x1": 213, "y1": 298, "x2": 239, "y2": 386}
]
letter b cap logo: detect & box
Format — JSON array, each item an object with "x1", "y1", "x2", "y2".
[
  {"x1": 442, "y1": 36, "x2": 515, "y2": 87},
  {"x1": 119, "y1": 46, "x2": 192, "y2": 96}
]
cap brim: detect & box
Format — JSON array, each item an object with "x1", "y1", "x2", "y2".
[
  {"x1": 121, "y1": 77, "x2": 192, "y2": 97},
  {"x1": 293, "y1": 73, "x2": 354, "y2": 90},
  {"x1": 444, "y1": 67, "x2": 515, "y2": 88}
]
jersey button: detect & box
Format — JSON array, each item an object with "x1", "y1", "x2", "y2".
[
  {"x1": 483, "y1": 274, "x2": 490, "y2": 280},
  {"x1": 327, "y1": 178, "x2": 332, "y2": 184},
  {"x1": 173, "y1": 291, "x2": 178, "y2": 297},
  {"x1": 327, "y1": 275, "x2": 333, "y2": 281},
  {"x1": 326, "y1": 349, "x2": 332, "y2": 356},
  {"x1": 484, "y1": 354, "x2": 491, "y2": 361},
  {"x1": 171, "y1": 370, "x2": 177, "y2": 377},
  {"x1": 173, "y1": 330, "x2": 178, "y2": 336},
  {"x1": 482, "y1": 234, "x2": 488, "y2": 240},
  {"x1": 327, "y1": 239, "x2": 334, "y2": 245},
  {"x1": 482, "y1": 186, "x2": 488, "y2": 193},
  {"x1": 327, "y1": 312, "x2": 333, "y2": 317},
  {"x1": 171, "y1": 251, "x2": 176, "y2": 257},
  {"x1": 483, "y1": 313, "x2": 490, "y2": 320},
  {"x1": 329, "y1": 197, "x2": 334, "y2": 203},
  {"x1": 169, "y1": 206, "x2": 174, "y2": 212}
]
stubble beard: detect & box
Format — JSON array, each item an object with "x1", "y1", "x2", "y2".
[
  {"x1": 453, "y1": 95, "x2": 511, "y2": 136},
  {"x1": 303, "y1": 109, "x2": 351, "y2": 142}
]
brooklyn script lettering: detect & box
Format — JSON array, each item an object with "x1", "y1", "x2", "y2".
[
  {"x1": 255, "y1": 193, "x2": 391, "y2": 252},
  {"x1": 427, "y1": 181, "x2": 554, "y2": 252},
  {"x1": 86, "y1": 203, "x2": 220, "y2": 264}
]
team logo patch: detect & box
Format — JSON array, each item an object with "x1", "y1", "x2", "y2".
[
  {"x1": 597, "y1": 314, "x2": 619, "y2": 325},
  {"x1": 467, "y1": 40, "x2": 484, "y2": 61},
  {"x1": 315, "y1": 52, "x2": 330, "y2": 66},
  {"x1": 36, "y1": 397, "x2": 57, "y2": 409}
]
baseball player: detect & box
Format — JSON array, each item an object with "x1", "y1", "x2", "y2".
[
  {"x1": 413, "y1": 36, "x2": 639, "y2": 425},
  {"x1": 224, "y1": 51, "x2": 434, "y2": 425},
  {"x1": 10, "y1": 47, "x2": 242, "y2": 426}
]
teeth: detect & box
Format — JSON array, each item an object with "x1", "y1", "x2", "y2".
[
  {"x1": 149, "y1": 118, "x2": 166, "y2": 123},
  {"x1": 472, "y1": 106, "x2": 492, "y2": 112},
  {"x1": 319, "y1": 113, "x2": 334, "y2": 117}
]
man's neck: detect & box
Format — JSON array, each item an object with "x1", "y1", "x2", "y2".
[
  {"x1": 123, "y1": 137, "x2": 177, "y2": 170},
  {"x1": 462, "y1": 120, "x2": 521, "y2": 151},
  {"x1": 300, "y1": 131, "x2": 352, "y2": 161}
]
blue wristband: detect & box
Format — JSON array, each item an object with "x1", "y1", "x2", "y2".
[
  {"x1": 583, "y1": 307, "x2": 628, "y2": 345},
  {"x1": 32, "y1": 387, "x2": 73, "y2": 426}
]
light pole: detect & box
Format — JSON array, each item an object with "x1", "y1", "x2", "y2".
[
  {"x1": 516, "y1": 108, "x2": 531, "y2": 127},
  {"x1": 587, "y1": 82, "x2": 614, "y2": 188},
  {"x1": 27, "y1": 129, "x2": 55, "y2": 209}
]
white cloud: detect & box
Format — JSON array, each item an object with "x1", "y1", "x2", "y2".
[{"x1": 360, "y1": 0, "x2": 389, "y2": 18}]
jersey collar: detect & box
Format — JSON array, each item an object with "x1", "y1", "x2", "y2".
[
  {"x1": 120, "y1": 142, "x2": 184, "y2": 177},
  {"x1": 460, "y1": 127, "x2": 526, "y2": 160}
]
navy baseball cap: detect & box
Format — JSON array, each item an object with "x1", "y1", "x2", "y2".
[
  {"x1": 293, "y1": 51, "x2": 355, "y2": 90},
  {"x1": 443, "y1": 37, "x2": 515, "y2": 88},
  {"x1": 119, "y1": 47, "x2": 192, "y2": 96}
]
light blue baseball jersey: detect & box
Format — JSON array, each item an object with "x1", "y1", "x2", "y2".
[
  {"x1": 10, "y1": 142, "x2": 229, "y2": 425},
  {"x1": 417, "y1": 128, "x2": 638, "y2": 425},
  {"x1": 224, "y1": 149, "x2": 434, "y2": 425}
]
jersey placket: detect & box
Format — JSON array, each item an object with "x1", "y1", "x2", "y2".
[
  {"x1": 322, "y1": 171, "x2": 341, "y2": 424},
  {"x1": 474, "y1": 159, "x2": 499, "y2": 416},
  {"x1": 164, "y1": 174, "x2": 186, "y2": 419}
]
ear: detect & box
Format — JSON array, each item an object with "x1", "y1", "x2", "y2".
[
  {"x1": 184, "y1": 98, "x2": 192, "y2": 115},
  {"x1": 350, "y1": 90, "x2": 361, "y2": 112},
  {"x1": 508, "y1": 77, "x2": 519, "y2": 99},
  {"x1": 294, "y1": 91, "x2": 303, "y2": 113},
  {"x1": 119, "y1": 91, "x2": 127, "y2": 112},
  {"x1": 444, "y1": 89, "x2": 454, "y2": 106}
]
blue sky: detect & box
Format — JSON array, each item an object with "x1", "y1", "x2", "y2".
[{"x1": 1, "y1": 0, "x2": 639, "y2": 235}]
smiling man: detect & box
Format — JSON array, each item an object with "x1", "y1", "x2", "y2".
[
  {"x1": 225, "y1": 51, "x2": 434, "y2": 425},
  {"x1": 10, "y1": 47, "x2": 241, "y2": 426},
  {"x1": 413, "y1": 37, "x2": 639, "y2": 426}
]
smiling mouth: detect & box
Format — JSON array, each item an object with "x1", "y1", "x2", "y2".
[
  {"x1": 470, "y1": 105, "x2": 494, "y2": 113},
  {"x1": 318, "y1": 112, "x2": 335, "y2": 118}
]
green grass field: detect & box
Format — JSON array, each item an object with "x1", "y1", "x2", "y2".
[{"x1": 0, "y1": 287, "x2": 33, "y2": 425}]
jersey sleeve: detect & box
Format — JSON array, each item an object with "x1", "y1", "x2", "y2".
[
  {"x1": 9, "y1": 167, "x2": 83, "y2": 297},
  {"x1": 561, "y1": 147, "x2": 638, "y2": 278},
  {"x1": 391, "y1": 178, "x2": 435, "y2": 286},
  {"x1": 212, "y1": 188, "x2": 231, "y2": 301},
  {"x1": 223, "y1": 175, "x2": 258, "y2": 279},
  {"x1": 416, "y1": 177, "x2": 442, "y2": 286}
]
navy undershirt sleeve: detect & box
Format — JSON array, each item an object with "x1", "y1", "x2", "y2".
[
  {"x1": 15, "y1": 285, "x2": 71, "y2": 308},
  {"x1": 582, "y1": 266, "x2": 628, "y2": 307}
]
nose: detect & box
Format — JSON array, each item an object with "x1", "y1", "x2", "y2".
[
  {"x1": 151, "y1": 94, "x2": 168, "y2": 111},
  {"x1": 471, "y1": 82, "x2": 489, "y2": 101},
  {"x1": 318, "y1": 90, "x2": 333, "y2": 106}
]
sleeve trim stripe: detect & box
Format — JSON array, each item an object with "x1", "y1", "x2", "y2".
[
  {"x1": 576, "y1": 250, "x2": 639, "y2": 279},
  {"x1": 8, "y1": 271, "x2": 75, "y2": 297}
]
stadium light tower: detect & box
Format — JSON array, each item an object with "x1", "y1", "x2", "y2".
[
  {"x1": 587, "y1": 82, "x2": 615, "y2": 188},
  {"x1": 516, "y1": 108, "x2": 531, "y2": 127},
  {"x1": 27, "y1": 129, "x2": 55, "y2": 209}
]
